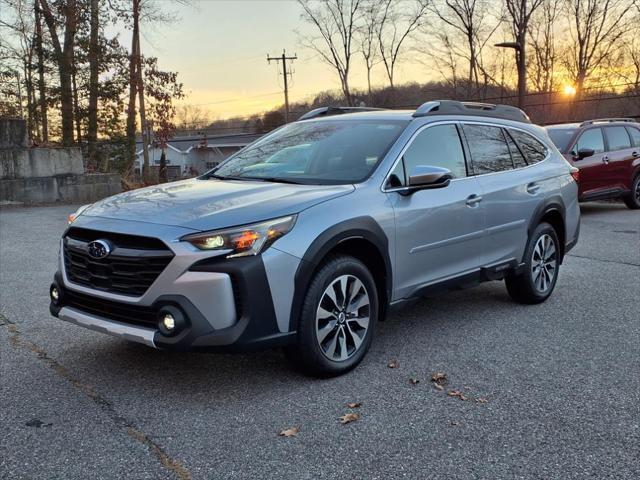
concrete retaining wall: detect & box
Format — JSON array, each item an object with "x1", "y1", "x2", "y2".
[
  {"x1": 1, "y1": 173, "x2": 122, "y2": 204},
  {"x1": 0, "y1": 147, "x2": 85, "y2": 179},
  {"x1": 0, "y1": 118, "x2": 122, "y2": 205}
]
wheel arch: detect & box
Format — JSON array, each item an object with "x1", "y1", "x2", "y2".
[
  {"x1": 528, "y1": 197, "x2": 566, "y2": 263},
  {"x1": 288, "y1": 217, "x2": 392, "y2": 332}
]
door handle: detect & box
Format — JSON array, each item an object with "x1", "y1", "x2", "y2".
[
  {"x1": 527, "y1": 182, "x2": 541, "y2": 195},
  {"x1": 632, "y1": 151, "x2": 640, "y2": 158},
  {"x1": 602, "y1": 155, "x2": 610, "y2": 164},
  {"x1": 466, "y1": 194, "x2": 483, "y2": 207}
]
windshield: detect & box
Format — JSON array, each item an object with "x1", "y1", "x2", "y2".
[
  {"x1": 546, "y1": 127, "x2": 576, "y2": 153},
  {"x1": 211, "y1": 119, "x2": 408, "y2": 184}
]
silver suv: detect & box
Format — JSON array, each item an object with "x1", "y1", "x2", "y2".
[{"x1": 50, "y1": 101, "x2": 580, "y2": 376}]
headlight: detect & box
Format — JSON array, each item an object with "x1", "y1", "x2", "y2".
[
  {"x1": 68, "y1": 204, "x2": 91, "y2": 224},
  {"x1": 181, "y1": 215, "x2": 297, "y2": 258}
]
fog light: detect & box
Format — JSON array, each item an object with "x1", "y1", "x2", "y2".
[
  {"x1": 162, "y1": 314, "x2": 175, "y2": 331},
  {"x1": 50, "y1": 284, "x2": 61, "y2": 305},
  {"x1": 157, "y1": 306, "x2": 187, "y2": 336}
]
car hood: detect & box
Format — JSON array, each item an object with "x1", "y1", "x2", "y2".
[{"x1": 82, "y1": 178, "x2": 354, "y2": 231}]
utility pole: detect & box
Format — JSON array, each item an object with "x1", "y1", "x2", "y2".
[
  {"x1": 495, "y1": 41, "x2": 525, "y2": 109},
  {"x1": 267, "y1": 50, "x2": 297, "y2": 122}
]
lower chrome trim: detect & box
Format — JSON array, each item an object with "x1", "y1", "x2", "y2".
[{"x1": 58, "y1": 306, "x2": 157, "y2": 348}]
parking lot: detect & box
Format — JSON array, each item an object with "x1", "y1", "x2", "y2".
[{"x1": 0, "y1": 202, "x2": 638, "y2": 479}]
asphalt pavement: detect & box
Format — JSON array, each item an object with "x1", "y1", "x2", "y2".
[{"x1": 1, "y1": 202, "x2": 638, "y2": 479}]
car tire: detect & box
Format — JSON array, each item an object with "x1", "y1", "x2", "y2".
[
  {"x1": 285, "y1": 255, "x2": 378, "y2": 377},
  {"x1": 623, "y1": 174, "x2": 640, "y2": 209},
  {"x1": 505, "y1": 222, "x2": 561, "y2": 305}
]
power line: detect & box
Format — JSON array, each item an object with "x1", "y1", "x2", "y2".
[{"x1": 267, "y1": 50, "x2": 297, "y2": 123}]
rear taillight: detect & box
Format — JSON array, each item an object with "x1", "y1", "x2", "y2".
[{"x1": 570, "y1": 168, "x2": 580, "y2": 183}]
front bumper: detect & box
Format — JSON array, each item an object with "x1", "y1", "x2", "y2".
[{"x1": 50, "y1": 248, "x2": 297, "y2": 352}]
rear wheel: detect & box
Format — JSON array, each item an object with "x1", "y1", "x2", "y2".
[
  {"x1": 285, "y1": 255, "x2": 378, "y2": 377},
  {"x1": 506, "y1": 222, "x2": 560, "y2": 304},
  {"x1": 623, "y1": 174, "x2": 640, "y2": 209}
]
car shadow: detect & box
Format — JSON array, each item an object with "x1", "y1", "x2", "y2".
[{"x1": 70, "y1": 282, "x2": 516, "y2": 401}]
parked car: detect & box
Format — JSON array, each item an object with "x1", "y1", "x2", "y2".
[
  {"x1": 545, "y1": 118, "x2": 640, "y2": 209},
  {"x1": 50, "y1": 101, "x2": 580, "y2": 376}
]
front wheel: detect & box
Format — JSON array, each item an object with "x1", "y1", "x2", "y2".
[
  {"x1": 623, "y1": 174, "x2": 640, "y2": 209},
  {"x1": 506, "y1": 222, "x2": 561, "y2": 304},
  {"x1": 285, "y1": 255, "x2": 378, "y2": 377}
]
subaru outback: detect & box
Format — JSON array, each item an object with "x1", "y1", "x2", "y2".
[
  {"x1": 545, "y1": 118, "x2": 640, "y2": 209},
  {"x1": 50, "y1": 101, "x2": 580, "y2": 376}
]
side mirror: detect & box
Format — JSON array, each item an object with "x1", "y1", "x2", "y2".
[
  {"x1": 405, "y1": 165, "x2": 452, "y2": 192},
  {"x1": 576, "y1": 148, "x2": 595, "y2": 160}
]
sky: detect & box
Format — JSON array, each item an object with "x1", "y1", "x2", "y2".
[{"x1": 132, "y1": 0, "x2": 429, "y2": 119}]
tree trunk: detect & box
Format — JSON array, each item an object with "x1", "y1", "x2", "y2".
[
  {"x1": 87, "y1": 0, "x2": 100, "y2": 169},
  {"x1": 135, "y1": 33, "x2": 151, "y2": 183},
  {"x1": 35, "y1": 0, "x2": 48, "y2": 143},
  {"x1": 38, "y1": 0, "x2": 77, "y2": 146},
  {"x1": 72, "y1": 64, "x2": 82, "y2": 144},
  {"x1": 366, "y1": 67, "x2": 372, "y2": 106},
  {"x1": 125, "y1": 0, "x2": 139, "y2": 178}
]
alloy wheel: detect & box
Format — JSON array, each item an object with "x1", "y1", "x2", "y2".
[
  {"x1": 531, "y1": 234, "x2": 557, "y2": 293},
  {"x1": 315, "y1": 274, "x2": 370, "y2": 361}
]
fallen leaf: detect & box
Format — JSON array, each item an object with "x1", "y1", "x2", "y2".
[
  {"x1": 279, "y1": 426, "x2": 300, "y2": 437},
  {"x1": 346, "y1": 402, "x2": 362, "y2": 408},
  {"x1": 448, "y1": 390, "x2": 467, "y2": 401},
  {"x1": 431, "y1": 372, "x2": 448, "y2": 386},
  {"x1": 409, "y1": 378, "x2": 420, "y2": 385},
  {"x1": 434, "y1": 384, "x2": 444, "y2": 391},
  {"x1": 339, "y1": 413, "x2": 360, "y2": 424},
  {"x1": 450, "y1": 421, "x2": 459, "y2": 426},
  {"x1": 475, "y1": 397, "x2": 489, "y2": 404},
  {"x1": 387, "y1": 359, "x2": 399, "y2": 369}
]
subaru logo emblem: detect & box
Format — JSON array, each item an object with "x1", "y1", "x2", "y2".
[{"x1": 87, "y1": 239, "x2": 112, "y2": 259}]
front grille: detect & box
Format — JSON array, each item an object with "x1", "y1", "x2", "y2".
[
  {"x1": 63, "y1": 227, "x2": 174, "y2": 297},
  {"x1": 64, "y1": 289, "x2": 158, "y2": 328}
]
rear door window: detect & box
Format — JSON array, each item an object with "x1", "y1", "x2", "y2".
[
  {"x1": 604, "y1": 126, "x2": 631, "y2": 151},
  {"x1": 625, "y1": 126, "x2": 640, "y2": 147},
  {"x1": 463, "y1": 124, "x2": 513, "y2": 174},
  {"x1": 574, "y1": 128, "x2": 605, "y2": 154}
]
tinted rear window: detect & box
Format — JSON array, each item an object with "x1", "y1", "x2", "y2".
[
  {"x1": 626, "y1": 126, "x2": 640, "y2": 147},
  {"x1": 546, "y1": 128, "x2": 576, "y2": 152},
  {"x1": 510, "y1": 130, "x2": 548, "y2": 164}
]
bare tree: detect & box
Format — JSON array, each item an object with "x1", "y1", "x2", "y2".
[
  {"x1": 430, "y1": 0, "x2": 500, "y2": 97},
  {"x1": 298, "y1": 0, "x2": 363, "y2": 105},
  {"x1": 86, "y1": 0, "x2": 100, "y2": 168},
  {"x1": 528, "y1": 0, "x2": 561, "y2": 93},
  {"x1": 358, "y1": 0, "x2": 380, "y2": 104},
  {"x1": 34, "y1": 0, "x2": 48, "y2": 142},
  {"x1": 376, "y1": 0, "x2": 430, "y2": 89},
  {"x1": 504, "y1": 0, "x2": 545, "y2": 107},
  {"x1": 563, "y1": 0, "x2": 630, "y2": 95}
]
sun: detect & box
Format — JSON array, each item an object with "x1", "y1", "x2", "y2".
[{"x1": 563, "y1": 85, "x2": 577, "y2": 96}]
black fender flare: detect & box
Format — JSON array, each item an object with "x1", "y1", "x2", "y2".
[
  {"x1": 288, "y1": 216, "x2": 392, "y2": 331},
  {"x1": 527, "y1": 195, "x2": 567, "y2": 261}
]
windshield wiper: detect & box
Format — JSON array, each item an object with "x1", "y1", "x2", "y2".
[{"x1": 245, "y1": 176, "x2": 304, "y2": 185}]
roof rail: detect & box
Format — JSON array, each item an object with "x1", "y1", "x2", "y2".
[
  {"x1": 579, "y1": 118, "x2": 636, "y2": 127},
  {"x1": 413, "y1": 100, "x2": 531, "y2": 123},
  {"x1": 297, "y1": 106, "x2": 386, "y2": 121}
]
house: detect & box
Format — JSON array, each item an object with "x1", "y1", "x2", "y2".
[{"x1": 134, "y1": 132, "x2": 262, "y2": 179}]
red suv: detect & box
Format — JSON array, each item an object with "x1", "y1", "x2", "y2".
[{"x1": 545, "y1": 119, "x2": 640, "y2": 209}]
